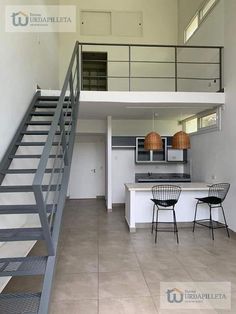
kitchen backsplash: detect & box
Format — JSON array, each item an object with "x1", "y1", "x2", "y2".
[{"x1": 135, "y1": 163, "x2": 184, "y2": 174}]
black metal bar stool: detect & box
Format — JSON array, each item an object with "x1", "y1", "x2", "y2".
[
  {"x1": 151, "y1": 185, "x2": 182, "y2": 244},
  {"x1": 193, "y1": 183, "x2": 230, "y2": 240}
]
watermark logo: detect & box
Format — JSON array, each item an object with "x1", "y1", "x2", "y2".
[
  {"x1": 6, "y1": 6, "x2": 76, "y2": 32},
  {"x1": 167, "y1": 288, "x2": 184, "y2": 303},
  {"x1": 161, "y1": 282, "x2": 231, "y2": 310},
  {"x1": 11, "y1": 11, "x2": 29, "y2": 27}
]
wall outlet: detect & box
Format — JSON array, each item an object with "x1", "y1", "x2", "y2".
[{"x1": 211, "y1": 175, "x2": 216, "y2": 180}]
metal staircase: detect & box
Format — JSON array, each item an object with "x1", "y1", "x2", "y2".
[{"x1": 0, "y1": 42, "x2": 80, "y2": 313}]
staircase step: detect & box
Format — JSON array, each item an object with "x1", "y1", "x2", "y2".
[
  {"x1": 38, "y1": 95, "x2": 69, "y2": 101},
  {"x1": 2, "y1": 168, "x2": 62, "y2": 174},
  {"x1": 26, "y1": 121, "x2": 71, "y2": 126},
  {"x1": 21, "y1": 131, "x2": 70, "y2": 136},
  {"x1": 0, "y1": 204, "x2": 55, "y2": 214},
  {"x1": 36, "y1": 102, "x2": 71, "y2": 109},
  {"x1": 31, "y1": 111, "x2": 72, "y2": 117},
  {"x1": 16, "y1": 142, "x2": 60, "y2": 146},
  {"x1": 0, "y1": 228, "x2": 44, "y2": 242},
  {"x1": 9, "y1": 154, "x2": 63, "y2": 159},
  {"x1": 0, "y1": 185, "x2": 60, "y2": 193},
  {"x1": 0, "y1": 256, "x2": 47, "y2": 276},
  {"x1": 0, "y1": 293, "x2": 41, "y2": 314}
]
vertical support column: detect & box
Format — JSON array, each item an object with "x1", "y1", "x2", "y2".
[
  {"x1": 106, "y1": 116, "x2": 112, "y2": 212},
  {"x1": 129, "y1": 46, "x2": 131, "y2": 91},
  {"x1": 33, "y1": 185, "x2": 55, "y2": 256},
  {"x1": 80, "y1": 44, "x2": 83, "y2": 91},
  {"x1": 219, "y1": 47, "x2": 223, "y2": 92},
  {"x1": 77, "y1": 44, "x2": 81, "y2": 96},
  {"x1": 59, "y1": 111, "x2": 69, "y2": 166},
  {"x1": 69, "y1": 73, "x2": 75, "y2": 108},
  {"x1": 175, "y1": 47, "x2": 178, "y2": 92}
]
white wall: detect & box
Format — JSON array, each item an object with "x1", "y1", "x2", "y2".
[
  {"x1": 77, "y1": 119, "x2": 106, "y2": 134},
  {"x1": 178, "y1": 0, "x2": 204, "y2": 45},
  {"x1": 112, "y1": 119, "x2": 181, "y2": 136},
  {"x1": 178, "y1": 0, "x2": 224, "y2": 46},
  {"x1": 0, "y1": 0, "x2": 60, "y2": 162},
  {"x1": 178, "y1": 0, "x2": 236, "y2": 231},
  {"x1": 177, "y1": 0, "x2": 224, "y2": 92},
  {"x1": 0, "y1": 0, "x2": 59, "y2": 291},
  {"x1": 106, "y1": 116, "x2": 112, "y2": 210},
  {"x1": 59, "y1": 0, "x2": 178, "y2": 89}
]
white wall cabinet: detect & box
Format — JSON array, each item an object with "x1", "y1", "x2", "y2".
[
  {"x1": 167, "y1": 149, "x2": 184, "y2": 162},
  {"x1": 136, "y1": 137, "x2": 167, "y2": 163}
]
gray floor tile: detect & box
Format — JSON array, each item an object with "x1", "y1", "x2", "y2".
[
  {"x1": 99, "y1": 297, "x2": 158, "y2": 314},
  {"x1": 3, "y1": 199, "x2": 236, "y2": 314},
  {"x1": 99, "y1": 271, "x2": 150, "y2": 299},
  {"x1": 99, "y1": 251, "x2": 139, "y2": 272},
  {"x1": 50, "y1": 300, "x2": 98, "y2": 314},
  {"x1": 52, "y1": 273, "x2": 98, "y2": 301}
]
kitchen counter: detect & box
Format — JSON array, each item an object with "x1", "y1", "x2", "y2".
[{"x1": 125, "y1": 182, "x2": 215, "y2": 232}]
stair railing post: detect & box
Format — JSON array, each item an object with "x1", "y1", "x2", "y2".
[
  {"x1": 59, "y1": 110, "x2": 69, "y2": 166},
  {"x1": 32, "y1": 185, "x2": 55, "y2": 256},
  {"x1": 175, "y1": 46, "x2": 178, "y2": 92}
]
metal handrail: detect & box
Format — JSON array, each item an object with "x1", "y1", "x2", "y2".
[
  {"x1": 80, "y1": 42, "x2": 223, "y2": 49},
  {"x1": 32, "y1": 41, "x2": 80, "y2": 257},
  {"x1": 37, "y1": 41, "x2": 80, "y2": 313},
  {"x1": 33, "y1": 41, "x2": 79, "y2": 187},
  {"x1": 80, "y1": 42, "x2": 223, "y2": 92}
]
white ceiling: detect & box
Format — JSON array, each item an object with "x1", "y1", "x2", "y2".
[
  {"x1": 78, "y1": 100, "x2": 218, "y2": 120},
  {"x1": 78, "y1": 91, "x2": 224, "y2": 120}
]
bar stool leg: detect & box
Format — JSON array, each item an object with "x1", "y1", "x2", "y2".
[
  {"x1": 220, "y1": 205, "x2": 230, "y2": 238},
  {"x1": 155, "y1": 209, "x2": 159, "y2": 243},
  {"x1": 193, "y1": 201, "x2": 198, "y2": 232},
  {"x1": 151, "y1": 204, "x2": 155, "y2": 234},
  {"x1": 173, "y1": 209, "x2": 179, "y2": 244},
  {"x1": 209, "y1": 205, "x2": 214, "y2": 240}
]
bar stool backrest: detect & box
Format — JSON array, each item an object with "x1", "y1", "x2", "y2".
[
  {"x1": 208, "y1": 183, "x2": 230, "y2": 202},
  {"x1": 152, "y1": 185, "x2": 181, "y2": 201}
]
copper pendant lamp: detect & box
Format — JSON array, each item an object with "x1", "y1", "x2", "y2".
[
  {"x1": 144, "y1": 132, "x2": 163, "y2": 150},
  {"x1": 172, "y1": 131, "x2": 190, "y2": 149},
  {"x1": 144, "y1": 113, "x2": 163, "y2": 151}
]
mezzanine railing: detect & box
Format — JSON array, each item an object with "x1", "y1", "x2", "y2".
[{"x1": 79, "y1": 42, "x2": 223, "y2": 93}]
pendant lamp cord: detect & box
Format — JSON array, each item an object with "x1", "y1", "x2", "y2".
[{"x1": 152, "y1": 112, "x2": 155, "y2": 131}]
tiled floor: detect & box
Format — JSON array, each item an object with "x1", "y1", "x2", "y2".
[{"x1": 4, "y1": 199, "x2": 236, "y2": 313}]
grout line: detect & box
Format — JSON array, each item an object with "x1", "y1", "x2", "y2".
[{"x1": 131, "y1": 231, "x2": 159, "y2": 314}]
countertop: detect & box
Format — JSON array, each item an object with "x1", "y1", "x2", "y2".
[{"x1": 125, "y1": 182, "x2": 210, "y2": 191}]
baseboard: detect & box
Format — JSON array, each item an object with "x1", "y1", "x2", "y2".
[
  {"x1": 96, "y1": 195, "x2": 105, "y2": 199},
  {"x1": 112, "y1": 203, "x2": 125, "y2": 207}
]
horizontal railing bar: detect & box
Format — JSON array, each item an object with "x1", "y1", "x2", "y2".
[
  {"x1": 82, "y1": 59, "x2": 220, "y2": 65},
  {"x1": 80, "y1": 42, "x2": 223, "y2": 49},
  {"x1": 83, "y1": 75, "x2": 220, "y2": 80},
  {"x1": 178, "y1": 77, "x2": 220, "y2": 80}
]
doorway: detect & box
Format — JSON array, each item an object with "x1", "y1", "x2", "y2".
[
  {"x1": 69, "y1": 135, "x2": 105, "y2": 199},
  {"x1": 82, "y1": 51, "x2": 108, "y2": 91}
]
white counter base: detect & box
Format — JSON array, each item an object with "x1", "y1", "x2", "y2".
[{"x1": 125, "y1": 182, "x2": 217, "y2": 232}]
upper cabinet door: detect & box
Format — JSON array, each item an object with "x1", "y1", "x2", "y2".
[
  {"x1": 136, "y1": 138, "x2": 151, "y2": 162},
  {"x1": 136, "y1": 137, "x2": 166, "y2": 163}
]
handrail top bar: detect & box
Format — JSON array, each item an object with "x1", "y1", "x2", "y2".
[
  {"x1": 78, "y1": 42, "x2": 223, "y2": 49},
  {"x1": 33, "y1": 41, "x2": 79, "y2": 186}
]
